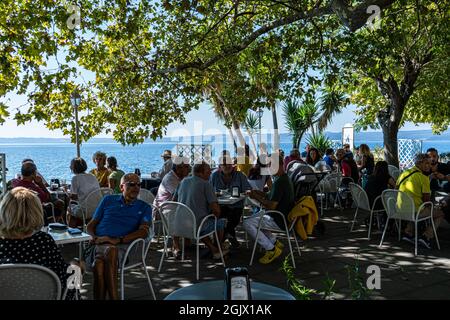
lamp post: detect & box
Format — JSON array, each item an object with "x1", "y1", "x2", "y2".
[
  {"x1": 257, "y1": 107, "x2": 264, "y2": 152},
  {"x1": 70, "y1": 91, "x2": 81, "y2": 158}
]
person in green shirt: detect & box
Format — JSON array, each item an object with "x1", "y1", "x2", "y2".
[
  {"x1": 107, "y1": 156, "x2": 125, "y2": 194},
  {"x1": 397, "y1": 153, "x2": 444, "y2": 248},
  {"x1": 244, "y1": 153, "x2": 295, "y2": 264}
]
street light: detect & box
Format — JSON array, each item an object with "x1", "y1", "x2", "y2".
[
  {"x1": 257, "y1": 107, "x2": 264, "y2": 151},
  {"x1": 70, "y1": 91, "x2": 81, "y2": 158}
]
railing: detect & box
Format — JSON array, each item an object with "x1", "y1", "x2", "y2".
[{"x1": 176, "y1": 144, "x2": 213, "y2": 167}]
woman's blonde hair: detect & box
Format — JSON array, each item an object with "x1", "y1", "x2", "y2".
[
  {"x1": 359, "y1": 144, "x2": 373, "y2": 157},
  {"x1": 0, "y1": 187, "x2": 44, "y2": 238},
  {"x1": 92, "y1": 151, "x2": 107, "y2": 163}
]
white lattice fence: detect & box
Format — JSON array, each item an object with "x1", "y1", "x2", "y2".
[
  {"x1": 330, "y1": 140, "x2": 342, "y2": 150},
  {"x1": 176, "y1": 144, "x2": 213, "y2": 166},
  {"x1": 398, "y1": 139, "x2": 422, "y2": 170}
]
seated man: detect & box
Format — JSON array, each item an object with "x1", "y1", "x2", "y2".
[
  {"x1": 86, "y1": 173, "x2": 152, "y2": 300},
  {"x1": 244, "y1": 153, "x2": 295, "y2": 264},
  {"x1": 19, "y1": 158, "x2": 49, "y2": 186},
  {"x1": 426, "y1": 148, "x2": 450, "y2": 193},
  {"x1": 153, "y1": 157, "x2": 191, "y2": 258},
  {"x1": 397, "y1": 153, "x2": 444, "y2": 249},
  {"x1": 154, "y1": 157, "x2": 191, "y2": 208},
  {"x1": 159, "y1": 150, "x2": 173, "y2": 180},
  {"x1": 284, "y1": 148, "x2": 302, "y2": 171},
  {"x1": 323, "y1": 148, "x2": 337, "y2": 169},
  {"x1": 12, "y1": 162, "x2": 64, "y2": 223},
  {"x1": 210, "y1": 153, "x2": 252, "y2": 248},
  {"x1": 173, "y1": 162, "x2": 228, "y2": 259}
]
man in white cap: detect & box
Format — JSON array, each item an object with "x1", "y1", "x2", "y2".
[{"x1": 159, "y1": 150, "x2": 173, "y2": 179}]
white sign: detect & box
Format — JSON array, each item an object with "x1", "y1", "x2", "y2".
[{"x1": 342, "y1": 124, "x2": 354, "y2": 149}]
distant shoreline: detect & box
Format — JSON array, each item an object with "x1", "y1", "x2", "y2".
[{"x1": 1, "y1": 128, "x2": 450, "y2": 144}]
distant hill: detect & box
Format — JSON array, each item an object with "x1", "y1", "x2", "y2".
[{"x1": 1, "y1": 129, "x2": 449, "y2": 144}]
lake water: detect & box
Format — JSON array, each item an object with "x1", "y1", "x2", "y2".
[{"x1": 1, "y1": 139, "x2": 449, "y2": 181}]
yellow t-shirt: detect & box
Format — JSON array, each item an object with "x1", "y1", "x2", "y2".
[
  {"x1": 236, "y1": 156, "x2": 252, "y2": 177},
  {"x1": 397, "y1": 166, "x2": 430, "y2": 211},
  {"x1": 90, "y1": 168, "x2": 111, "y2": 188}
]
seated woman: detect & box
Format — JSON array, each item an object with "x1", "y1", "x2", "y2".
[
  {"x1": 107, "y1": 156, "x2": 125, "y2": 194},
  {"x1": 0, "y1": 187, "x2": 82, "y2": 299},
  {"x1": 90, "y1": 151, "x2": 111, "y2": 188},
  {"x1": 67, "y1": 157, "x2": 101, "y2": 228},
  {"x1": 364, "y1": 161, "x2": 396, "y2": 210},
  {"x1": 306, "y1": 148, "x2": 321, "y2": 167},
  {"x1": 358, "y1": 144, "x2": 375, "y2": 187}
]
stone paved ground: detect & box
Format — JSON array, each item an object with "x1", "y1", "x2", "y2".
[{"x1": 61, "y1": 208, "x2": 450, "y2": 300}]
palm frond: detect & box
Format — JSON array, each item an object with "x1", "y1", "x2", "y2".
[
  {"x1": 244, "y1": 112, "x2": 260, "y2": 134},
  {"x1": 317, "y1": 88, "x2": 349, "y2": 131}
]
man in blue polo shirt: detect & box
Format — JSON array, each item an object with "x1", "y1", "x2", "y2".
[{"x1": 87, "y1": 173, "x2": 152, "y2": 300}]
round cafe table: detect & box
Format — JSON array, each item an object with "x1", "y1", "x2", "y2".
[{"x1": 164, "y1": 280, "x2": 295, "y2": 300}]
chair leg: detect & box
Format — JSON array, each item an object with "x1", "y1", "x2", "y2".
[
  {"x1": 142, "y1": 262, "x2": 156, "y2": 300},
  {"x1": 292, "y1": 230, "x2": 301, "y2": 257},
  {"x1": 430, "y1": 218, "x2": 441, "y2": 250},
  {"x1": 397, "y1": 220, "x2": 401, "y2": 241},
  {"x1": 414, "y1": 221, "x2": 418, "y2": 256},
  {"x1": 367, "y1": 209, "x2": 373, "y2": 240},
  {"x1": 181, "y1": 238, "x2": 185, "y2": 261},
  {"x1": 120, "y1": 268, "x2": 125, "y2": 300},
  {"x1": 249, "y1": 219, "x2": 264, "y2": 266},
  {"x1": 350, "y1": 207, "x2": 359, "y2": 232},
  {"x1": 378, "y1": 217, "x2": 390, "y2": 247},
  {"x1": 284, "y1": 224, "x2": 296, "y2": 268},
  {"x1": 158, "y1": 236, "x2": 169, "y2": 272},
  {"x1": 196, "y1": 239, "x2": 200, "y2": 281}
]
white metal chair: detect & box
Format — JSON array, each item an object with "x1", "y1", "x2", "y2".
[
  {"x1": 158, "y1": 201, "x2": 225, "y2": 280},
  {"x1": 138, "y1": 188, "x2": 155, "y2": 205},
  {"x1": 119, "y1": 238, "x2": 156, "y2": 300},
  {"x1": 249, "y1": 210, "x2": 300, "y2": 268},
  {"x1": 388, "y1": 165, "x2": 401, "y2": 181},
  {"x1": 317, "y1": 173, "x2": 342, "y2": 216},
  {"x1": 79, "y1": 189, "x2": 103, "y2": 231},
  {"x1": 0, "y1": 264, "x2": 61, "y2": 300},
  {"x1": 348, "y1": 183, "x2": 385, "y2": 239},
  {"x1": 99, "y1": 187, "x2": 114, "y2": 196},
  {"x1": 379, "y1": 189, "x2": 440, "y2": 256},
  {"x1": 43, "y1": 202, "x2": 56, "y2": 223}
]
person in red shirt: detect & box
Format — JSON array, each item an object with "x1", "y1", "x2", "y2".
[
  {"x1": 12, "y1": 162, "x2": 63, "y2": 223},
  {"x1": 12, "y1": 162, "x2": 49, "y2": 203}
]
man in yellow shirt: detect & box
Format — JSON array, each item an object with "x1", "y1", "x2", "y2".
[{"x1": 397, "y1": 153, "x2": 444, "y2": 248}]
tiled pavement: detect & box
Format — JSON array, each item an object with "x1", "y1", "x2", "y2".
[{"x1": 61, "y1": 208, "x2": 450, "y2": 300}]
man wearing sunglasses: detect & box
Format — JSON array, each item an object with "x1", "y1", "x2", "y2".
[{"x1": 87, "y1": 173, "x2": 152, "y2": 300}]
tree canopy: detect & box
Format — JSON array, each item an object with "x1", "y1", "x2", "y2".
[{"x1": 1, "y1": 0, "x2": 448, "y2": 157}]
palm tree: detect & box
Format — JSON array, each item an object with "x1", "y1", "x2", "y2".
[
  {"x1": 282, "y1": 97, "x2": 319, "y2": 149},
  {"x1": 243, "y1": 112, "x2": 260, "y2": 156},
  {"x1": 317, "y1": 88, "x2": 349, "y2": 131}
]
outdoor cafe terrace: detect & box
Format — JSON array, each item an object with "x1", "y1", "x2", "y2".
[{"x1": 59, "y1": 206, "x2": 450, "y2": 300}]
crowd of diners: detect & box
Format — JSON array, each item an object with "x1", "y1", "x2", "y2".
[{"x1": 1, "y1": 144, "x2": 449, "y2": 299}]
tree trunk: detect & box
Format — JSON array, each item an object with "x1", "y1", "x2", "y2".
[
  {"x1": 380, "y1": 122, "x2": 400, "y2": 167},
  {"x1": 247, "y1": 130, "x2": 258, "y2": 157},
  {"x1": 271, "y1": 101, "x2": 280, "y2": 152},
  {"x1": 375, "y1": 77, "x2": 406, "y2": 168},
  {"x1": 227, "y1": 127, "x2": 237, "y2": 154}
]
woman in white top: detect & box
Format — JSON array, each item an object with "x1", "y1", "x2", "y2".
[
  {"x1": 66, "y1": 157, "x2": 100, "y2": 227},
  {"x1": 247, "y1": 159, "x2": 272, "y2": 214}
]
